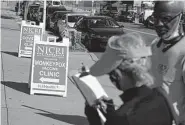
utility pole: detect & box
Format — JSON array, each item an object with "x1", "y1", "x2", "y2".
[
  {"x1": 24, "y1": 1, "x2": 29, "y2": 20},
  {"x1": 18, "y1": 0, "x2": 21, "y2": 15},
  {"x1": 43, "y1": 0, "x2": 47, "y2": 33},
  {"x1": 92, "y1": 0, "x2": 94, "y2": 15}
]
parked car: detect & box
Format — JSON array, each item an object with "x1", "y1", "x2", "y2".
[
  {"x1": 66, "y1": 13, "x2": 90, "y2": 28},
  {"x1": 139, "y1": 9, "x2": 153, "y2": 24},
  {"x1": 144, "y1": 14, "x2": 154, "y2": 28},
  {"x1": 27, "y1": 4, "x2": 40, "y2": 22},
  {"x1": 49, "y1": 11, "x2": 71, "y2": 33},
  {"x1": 52, "y1": 0, "x2": 63, "y2": 6},
  {"x1": 46, "y1": 5, "x2": 67, "y2": 29},
  {"x1": 139, "y1": 12, "x2": 144, "y2": 23},
  {"x1": 100, "y1": 5, "x2": 119, "y2": 19},
  {"x1": 118, "y1": 11, "x2": 134, "y2": 22},
  {"x1": 74, "y1": 16, "x2": 125, "y2": 51},
  {"x1": 28, "y1": 3, "x2": 44, "y2": 24}
]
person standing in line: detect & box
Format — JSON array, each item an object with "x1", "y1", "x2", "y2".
[
  {"x1": 56, "y1": 15, "x2": 68, "y2": 42},
  {"x1": 150, "y1": 1, "x2": 185, "y2": 125}
]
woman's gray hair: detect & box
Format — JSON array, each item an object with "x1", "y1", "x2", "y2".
[
  {"x1": 116, "y1": 32, "x2": 154, "y2": 87},
  {"x1": 119, "y1": 58, "x2": 154, "y2": 87}
]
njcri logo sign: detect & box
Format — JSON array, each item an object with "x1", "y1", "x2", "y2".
[
  {"x1": 36, "y1": 45, "x2": 65, "y2": 57},
  {"x1": 23, "y1": 27, "x2": 42, "y2": 35}
]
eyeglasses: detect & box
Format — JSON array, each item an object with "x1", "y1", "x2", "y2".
[
  {"x1": 153, "y1": 12, "x2": 182, "y2": 25},
  {"x1": 108, "y1": 69, "x2": 122, "y2": 90}
]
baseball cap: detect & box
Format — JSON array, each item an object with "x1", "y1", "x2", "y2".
[{"x1": 90, "y1": 33, "x2": 152, "y2": 76}]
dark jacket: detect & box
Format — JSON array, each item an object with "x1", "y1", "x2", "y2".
[{"x1": 85, "y1": 85, "x2": 172, "y2": 125}]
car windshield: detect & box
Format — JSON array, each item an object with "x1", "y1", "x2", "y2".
[
  {"x1": 111, "y1": 7, "x2": 117, "y2": 11},
  {"x1": 121, "y1": 11, "x2": 129, "y2": 15},
  {"x1": 106, "y1": 6, "x2": 117, "y2": 11},
  {"x1": 88, "y1": 18, "x2": 119, "y2": 28},
  {"x1": 57, "y1": 12, "x2": 66, "y2": 18},
  {"x1": 68, "y1": 16, "x2": 82, "y2": 22},
  {"x1": 29, "y1": 6, "x2": 39, "y2": 11},
  {"x1": 40, "y1": 8, "x2": 43, "y2": 12},
  {"x1": 53, "y1": 1, "x2": 61, "y2": 5},
  {"x1": 47, "y1": 7, "x2": 66, "y2": 15}
]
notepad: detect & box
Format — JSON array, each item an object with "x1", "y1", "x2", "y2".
[
  {"x1": 72, "y1": 73, "x2": 108, "y2": 106},
  {"x1": 72, "y1": 73, "x2": 108, "y2": 122}
]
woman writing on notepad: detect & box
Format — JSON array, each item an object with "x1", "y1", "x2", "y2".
[{"x1": 85, "y1": 33, "x2": 172, "y2": 125}]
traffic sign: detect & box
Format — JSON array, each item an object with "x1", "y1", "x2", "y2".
[
  {"x1": 30, "y1": 37, "x2": 69, "y2": 96},
  {"x1": 18, "y1": 20, "x2": 43, "y2": 58}
]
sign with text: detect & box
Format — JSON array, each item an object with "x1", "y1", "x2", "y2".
[
  {"x1": 18, "y1": 20, "x2": 43, "y2": 58},
  {"x1": 30, "y1": 38, "x2": 69, "y2": 96}
]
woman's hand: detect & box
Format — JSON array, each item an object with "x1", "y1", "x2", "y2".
[
  {"x1": 94, "y1": 96, "x2": 114, "y2": 115},
  {"x1": 85, "y1": 103, "x2": 102, "y2": 125}
]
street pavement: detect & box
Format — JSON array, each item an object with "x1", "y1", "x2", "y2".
[
  {"x1": 94, "y1": 22, "x2": 158, "y2": 59},
  {"x1": 1, "y1": 4, "x2": 122, "y2": 125}
]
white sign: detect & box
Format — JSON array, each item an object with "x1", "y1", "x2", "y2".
[
  {"x1": 30, "y1": 37, "x2": 69, "y2": 96},
  {"x1": 18, "y1": 20, "x2": 43, "y2": 58}
]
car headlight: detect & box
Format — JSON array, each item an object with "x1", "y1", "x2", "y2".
[
  {"x1": 90, "y1": 34, "x2": 97, "y2": 38},
  {"x1": 101, "y1": 36, "x2": 107, "y2": 39}
]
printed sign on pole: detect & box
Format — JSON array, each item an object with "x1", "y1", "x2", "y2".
[
  {"x1": 18, "y1": 20, "x2": 43, "y2": 58},
  {"x1": 30, "y1": 37, "x2": 69, "y2": 96}
]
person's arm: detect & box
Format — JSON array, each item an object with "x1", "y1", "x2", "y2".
[
  {"x1": 96, "y1": 97, "x2": 129, "y2": 125},
  {"x1": 85, "y1": 104, "x2": 103, "y2": 125},
  {"x1": 182, "y1": 56, "x2": 185, "y2": 84},
  {"x1": 105, "y1": 105, "x2": 129, "y2": 125},
  {"x1": 84, "y1": 97, "x2": 115, "y2": 125}
]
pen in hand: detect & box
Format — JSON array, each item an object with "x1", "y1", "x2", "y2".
[{"x1": 104, "y1": 102, "x2": 119, "y2": 108}]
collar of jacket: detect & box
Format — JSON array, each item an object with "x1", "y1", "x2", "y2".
[
  {"x1": 119, "y1": 85, "x2": 153, "y2": 103},
  {"x1": 157, "y1": 35, "x2": 184, "y2": 52}
]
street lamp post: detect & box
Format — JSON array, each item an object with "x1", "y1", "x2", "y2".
[
  {"x1": 92, "y1": 0, "x2": 94, "y2": 15},
  {"x1": 43, "y1": 0, "x2": 47, "y2": 33},
  {"x1": 18, "y1": 0, "x2": 21, "y2": 15},
  {"x1": 24, "y1": 1, "x2": 29, "y2": 20}
]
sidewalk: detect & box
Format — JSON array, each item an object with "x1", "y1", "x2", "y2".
[{"x1": 1, "y1": 8, "x2": 122, "y2": 125}]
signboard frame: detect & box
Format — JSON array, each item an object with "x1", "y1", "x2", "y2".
[
  {"x1": 18, "y1": 20, "x2": 43, "y2": 58},
  {"x1": 30, "y1": 38, "x2": 69, "y2": 97},
  {"x1": 47, "y1": 36, "x2": 57, "y2": 43}
]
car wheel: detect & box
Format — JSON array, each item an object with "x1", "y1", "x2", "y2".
[
  {"x1": 144, "y1": 21, "x2": 148, "y2": 28},
  {"x1": 147, "y1": 22, "x2": 149, "y2": 28},
  {"x1": 88, "y1": 39, "x2": 99, "y2": 51},
  {"x1": 84, "y1": 36, "x2": 93, "y2": 51}
]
